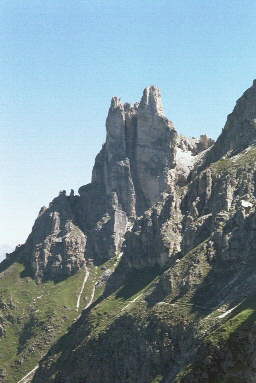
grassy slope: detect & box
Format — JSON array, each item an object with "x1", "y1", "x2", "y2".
[
  {"x1": 175, "y1": 295, "x2": 256, "y2": 383},
  {"x1": 31, "y1": 266, "x2": 165, "y2": 382},
  {"x1": 33, "y1": 244, "x2": 213, "y2": 383},
  {"x1": 173, "y1": 147, "x2": 256, "y2": 382},
  {"x1": 88, "y1": 268, "x2": 160, "y2": 338},
  {"x1": 3, "y1": 147, "x2": 256, "y2": 383},
  {"x1": 0, "y1": 258, "x2": 99, "y2": 383},
  {"x1": 35, "y1": 233, "x2": 256, "y2": 383},
  {"x1": 210, "y1": 145, "x2": 256, "y2": 175}
]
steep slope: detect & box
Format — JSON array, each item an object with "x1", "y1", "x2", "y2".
[
  {"x1": 175, "y1": 295, "x2": 256, "y2": 383},
  {"x1": 23, "y1": 191, "x2": 86, "y2": 282},
  {"x1": 15, "y1": 85, "x2": 212, "y2": 282},
  {"x1": 0, "y1": 248, "x2": 120, "y2": 383},
  {"x1": 32, "y1": 193, "x2": 256, "y2": 383},
  {"x1": 3, "y1": 81, "x2": 256, "y2": 383},
  {"x1": 30, "y1": 80, "x2": 256, "y2": 383},
  {"x1": 204, "y1": 79, "x2": 256, "y2": 166},
  {"x1": 1, "y1": 85, "x2": 213, "y2": 383}
]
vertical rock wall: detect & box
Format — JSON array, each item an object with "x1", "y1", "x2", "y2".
[{"x1": 21, "y1": 86, "x2": 213, "y2": 280}]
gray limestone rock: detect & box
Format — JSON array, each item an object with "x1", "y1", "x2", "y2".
[
  {"x1": 205, "y1": 79, "x2": 256, "y2": 165},
  {"x1": 122, "y1": 193, "x2": 182, "y2": 269},
  {"x1": 19, "y1": 80, "x2": 256, "y2": 383},
  {"x1": 135, "y1": 86, "x2": 177, "y2": 210},
  {"x1": 23, "y1": 191, "x2": 86, "y2": 281},
  {"x1": 21, "y1": 86, "x2": 214, "y2": 279}
]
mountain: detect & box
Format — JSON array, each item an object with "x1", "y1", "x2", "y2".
[
  {"x1": 1, "y1": 81, "x2": 256, "y2": 382},
  {"x1": 0, "y1": 244, "x2": 14, "y2": 262},
  {"x1": 19, "y1": 86, "x2": 213, "y2": 282}
]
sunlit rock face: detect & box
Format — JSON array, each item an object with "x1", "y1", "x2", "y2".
[
  {"x1": 23, "y1": 191, "x2": 86, "y2": 282},
  {"x1": 8, "y1": 80, "x2": 256, "y2": 383},
  {"x1": 91, "y1": 86, "x2": 177, "y2": 217},
  {"x1": 76, "y1": 85, "x2": 181, "y2": 266},
  {"x1": 21, "y1": 86, "x2": 213, "y2": 279}
]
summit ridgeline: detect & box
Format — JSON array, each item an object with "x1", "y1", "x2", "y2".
[
  {"x1": 4, "y1": 81, "x2": 256, "y2": 383},
  {"x1": 20, "y1": 86, "x2": 213, "y2": 281}
]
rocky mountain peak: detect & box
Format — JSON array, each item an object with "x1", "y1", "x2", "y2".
[
  {"x1": 4, "y1": 81, "x2": 256, "y2": 383},
  {"x1": 96, "y1": 86, "x2": 178, "y2": 216},
  {"x1": 110, "y1": 96, "x2": 123, "y2": 109},
  {"x1": 225, "y1": 79, "x2": 256, "y2": 129},
  {"x1": 139, "y1": 85, "x2": 164, "y2": 116},
  {"x1": 205, "y1": 80, "x2": 256, "y2": 165},
  {"x1": 18, "y1": 86, "x2": 214, "y2": 280}
]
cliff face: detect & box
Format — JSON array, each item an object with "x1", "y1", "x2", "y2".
[
  {"x1": 23, "y1": 191, "x2": 86, "y2": 281},
  {"x1": 205, "y1": 79, "x2": 256, "y2": 165},
  {"x1": 28, "y1": 80, "x2": 256, "y2": 383},
  {"x1": 22, "y1": 86, "x2": 212, "y2": 281},
  {"x1": 4, "y1": 81, "x2": 256, "y2": 383}
]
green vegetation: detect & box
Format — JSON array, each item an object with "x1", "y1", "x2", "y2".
[
  {"x1": 25, "y1": 266, "x2": 163, "y2": 383},
  {"x1": 176, "y1": 295, "x2": 256, "y2": 382},
  {"x1": 151, "y1": 375, "x2": 163, "y2": 383},
  {"x1": 0, "y1": 252, "x2": 134, "y2": 382},
  {"x1": 0, "y1": 260, "x2": 97, "y2": 383},
  {"x1": 211, "y1": 145, "x2": 256, "y2": 175},
  {"x1": 87, "y1": 267, "x2": 160, "y2": 337},
  {"x1": 209, "y1": 295, "x2": 256, "y2": 344}
]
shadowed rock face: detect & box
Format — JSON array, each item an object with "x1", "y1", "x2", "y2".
[
  {"x1": 21, "y1": 86, "x2": 213, "y2": 280},
  {"x1": 205, "y1": 80, "x2": 256, "y2": 165},
  {"x1": 6, "y1": 81, "x2": 256, "y2": 383}
]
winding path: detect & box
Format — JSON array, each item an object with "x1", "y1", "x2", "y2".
[
  {"x1": 17, "y1": 266, "x2": 94, "y2": 383},
  {"x1": 84, "y1": 284, "x2": 96, "y2": 310},
  {"x1": 76, "y1": 266, "x2": 89, "y2": 311},
  {"x1": 76, "y1": 283, "x2": 96, "y2": 320},
  {"x1": 121, "y1": 292, "x2": 144, "y2": 312},
  {"x1": 17, "y1": 364, "x2": 39, "y2": 383}
]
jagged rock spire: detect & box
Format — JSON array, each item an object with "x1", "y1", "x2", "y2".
[
  {"x1": 79, "y1": 86, "x2": 179, "y2": 265},
  {"x1": 21, "y1": 85, "x2": 214, "y2": 278},
  {"x1": 139, "y1": 85, "x2": 164, "y2": 116},
  {"x1": 93, "y1": 86, "x2": 177, "y2": 216}
]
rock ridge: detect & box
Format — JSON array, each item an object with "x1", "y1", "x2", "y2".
[
  {"x1": 205, "y1": 79, "x2": 256, "y2": 165},
  {"x1": 5, "y1": 80, "x2": 256, "y2": 383},
  {"x1": 18, "y1": 86, "x2": 212, "y2": 280}
]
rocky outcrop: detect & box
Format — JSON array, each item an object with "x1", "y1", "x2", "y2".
[
  {"x1": 83, "y1": 86, "x2": 179, "y2": 263},
  {"x1": 23, "y1": 191, "x2": 86, "y2": 281},
  {"x1": 75, "y1": 86, "x2": 181, "y2": 265},
  {"x1": 205, "y1": 79, "x2": 256, "y2": 165},
  {"x1": 22, "y1": 86, "x2": 213, "y2": 279},
  {"x1": 90, "y1": 86, "x2": 178, "y2": 218},
  {"x1": 122, "y1": 193, "x2": 182, "y2": 270},
  {"x1": 6, "y1": 80, "x2": 256, "y2": 383},
  {"x1": 135, "y1": 87, "x2": 177, "y2": 211}
]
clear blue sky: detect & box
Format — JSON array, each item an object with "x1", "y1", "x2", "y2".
[{"x1": 1, "y1": 0, "x2": 256, "y2": 255}]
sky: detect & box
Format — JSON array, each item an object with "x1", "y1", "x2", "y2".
[{"x1": 1, "y1": 0, "x2": 256, "y2": 258}]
